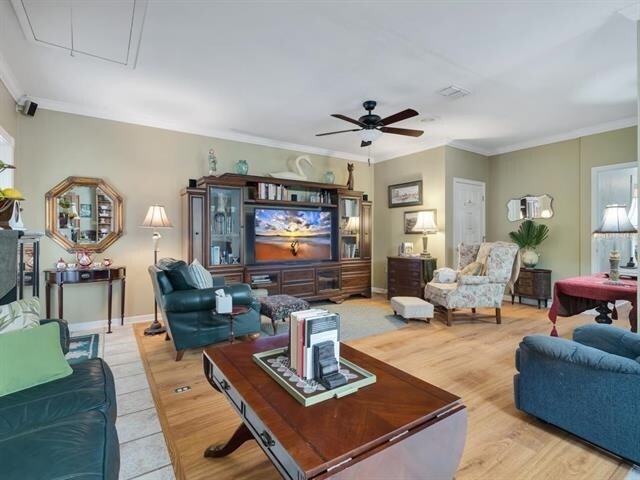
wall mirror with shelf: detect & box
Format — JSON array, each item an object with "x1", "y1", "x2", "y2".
[
  {"x1": 506, "y1": 194, "x2": 554, "y2": 222},
  {"x1": 45, "y1": 176, "x2": 123, "y2": 253}
]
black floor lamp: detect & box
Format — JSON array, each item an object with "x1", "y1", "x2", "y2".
[{"x1": 141, "y1": 204, "x2": 173, "y2": 336}]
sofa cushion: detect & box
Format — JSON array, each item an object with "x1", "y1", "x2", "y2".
[
  {"x1": 460, "y1": 261, "x2": 484, "y2": 277},
  {"x1": 163, "y1": 260, "x2": 198, "y2": 291},
  {"x1": 573, "y1": 324, "x2": 640, "y2": 361},
  {"x1": 0, "y1": 297, "x2": 41, "y2": 334},
  {"x1": 189, "y1": 259, "x2": 213, "y2": 289},
  {"x1": 0, "y1": 358, "x2": 115, "y2": 436},
  {"x1": 0, "y1": 409, "x2": 119, "y2": 480},
  {"x1": 0, "y1": 323, "x2": 72, "y2": 397}
]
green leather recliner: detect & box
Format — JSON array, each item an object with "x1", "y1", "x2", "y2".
[{"x1": 148, "y1": 265, "x2": 261, "y2": 360}]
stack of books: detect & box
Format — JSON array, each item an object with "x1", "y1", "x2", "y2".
[
  {"x1": 257, "y1": 183, "x2": 288, "y2": 201},
  {"x1": 289, "y1": 309, "x2": 340, "y2": 380}
]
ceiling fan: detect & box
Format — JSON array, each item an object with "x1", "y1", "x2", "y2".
[{"x1": 316, "y1": 100, "x2": 424, "y2": 147}]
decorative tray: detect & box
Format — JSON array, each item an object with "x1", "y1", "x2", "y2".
[{"x1": 253, "y1": 347, "x2": 376, "y2": 407}]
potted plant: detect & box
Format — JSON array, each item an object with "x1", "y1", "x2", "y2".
[{"x1": 509, "y1": 219, "x2": 549, "y2": 268}]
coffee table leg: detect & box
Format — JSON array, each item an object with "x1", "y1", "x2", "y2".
[{"x1": 204, "y1": 423, "x2": 254, "y2": 458}]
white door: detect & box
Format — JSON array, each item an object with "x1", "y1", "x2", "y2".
[{"x1": 453, "y1": 178, "x2": 486, "y2": 253}]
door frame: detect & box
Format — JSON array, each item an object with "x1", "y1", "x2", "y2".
[
  {"x1": 452, "y1": 177, "x2": 486, "y2": 255},
  {"x1": 590, "y1": 161, "x2": 637, "y2": 273}
]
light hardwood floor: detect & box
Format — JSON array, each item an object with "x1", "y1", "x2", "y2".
[{"x1": 133, "y1": 297, "x2": 632, "y2": 480}]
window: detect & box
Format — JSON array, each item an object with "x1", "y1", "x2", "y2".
[{"x1": 0, "y1": 125, "x2": 14, "y2": 189}]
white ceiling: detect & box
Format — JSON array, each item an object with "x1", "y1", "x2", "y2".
[{"x1": 0, "y1": 1, "x2": 637, "y2": 161}]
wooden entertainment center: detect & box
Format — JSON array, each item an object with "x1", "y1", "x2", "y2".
[{"x1": 181, "y1": 173, "x2": 371, "y2": 302}]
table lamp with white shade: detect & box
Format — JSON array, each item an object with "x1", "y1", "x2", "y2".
[
  {"x1": 593, "y1": 204, "x2": 637, "y2": 284},
  {"x1": 627, "y1": 187, "x2": 638, "y2": 267},
  {"x1": 141, "y1": 205, "x2": 173, "y2": 336},
  {"x1": 411, "y1": 210, "x2": 438, "y2": 257}
]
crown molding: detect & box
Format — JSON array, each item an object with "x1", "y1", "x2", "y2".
[
  {"x1": 447, "y1": 140, "x2": 494, "y2": 157},
  {"x1": 31, "y1": 96, "x2": 371, "y2": 163},
  {"x1": 490, "y1": 116, "x2": 638, "y2": 156},
  {"x1": 0, "y1": 50, "x2": 23, "y2": 102}
]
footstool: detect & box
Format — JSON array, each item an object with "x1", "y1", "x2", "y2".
[
  {"x1": 390, "y1": 297, "x2": 434, "y2": 323},
  {"x1": 259, "y1": 294, "x2": 310, "y2": 335}
]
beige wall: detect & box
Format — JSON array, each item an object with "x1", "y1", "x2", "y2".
[
  {"x1": 444, "y1": 147, "x2": 490, "y2": 265},
  {"x1": 16, "y1": 109, "x2": 373, "y2": 324},
  {"x1": 372, "y1": 147, "x2": 445, "y2": 289},
  {"x1": 487, "y1": 127, "x2": 637, "y2": 284},
  {"x1": 0, "y1": 79, "x2": 16, "y2": 141}
]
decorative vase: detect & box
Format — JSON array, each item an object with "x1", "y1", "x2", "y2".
[
  {"x1": 323, "y1": 171, "x2": 335, "y2": 184},
  {"x1": 521, "y1": 248, "x2": 539, "y2": 268},
  {"x1": 235, "y1": 159, "x2": 249, "y2": 175}
]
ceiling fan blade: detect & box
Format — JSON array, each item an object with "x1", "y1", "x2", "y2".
[
  {"x1": 380, "y1": 126, "x2": 424, "y2": 137},
  {"x1": 380, "y1": 108, "x2": 419, "y2": 126},
  {"x1": 316, "y1": 128, "x2": 361, "y2": 137},
  {"x1": 331, "y1": 114, "x2": 366, "y2": 127},
  {"x1": 361, "y1": 140, "x2": 372, "y2": 148}
]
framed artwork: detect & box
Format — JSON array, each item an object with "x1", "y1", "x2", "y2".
[
  {"x1": 404, "y1": 209, "x2": 437, "y2": 234},
  {"x1": 388, "y1": 180, "x2": 423, "y2": 208},
  {"x1": 79, "y1": 203, "x2": 92, "y2": 218}
]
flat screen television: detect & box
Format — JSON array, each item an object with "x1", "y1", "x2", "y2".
[{"x1": 253, "y1": 208, "x2": 332, "y2": 262}]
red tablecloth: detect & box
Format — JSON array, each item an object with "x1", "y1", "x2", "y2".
[{"x1": 548, "y1": 274, "x2": 637, "y2": 336}]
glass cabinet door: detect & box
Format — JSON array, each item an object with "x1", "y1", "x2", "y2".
[
  {"x1": 209, "y1": 186, "x2": 242, "y2": 265},
  {"x1": 340, "y1": 197, "x2": 361, "y2": 260}
]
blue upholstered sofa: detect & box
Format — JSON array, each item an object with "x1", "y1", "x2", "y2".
[{"x1": 514, "y1": 324, "x2": 640, "y2": 465}]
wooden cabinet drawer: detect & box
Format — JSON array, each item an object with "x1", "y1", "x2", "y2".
[
  {"x1": 207, "y1": 359, "x2": 243, "y2": 413},
  {"x1": 223, "y1": 273, "x2": 244, "y2": 284},
  {"x1": 282, "y1": 269, "x2": 314, "y2": 284},
  {"x1": 342, "y1": 275, "x2": 370, "y2": 289},
  {"x1": 342, "y1": 262, "x2": 371, "y2": 275},
  {"x1": 282, "y1": 282, "x2": 315, "y2": 297}
]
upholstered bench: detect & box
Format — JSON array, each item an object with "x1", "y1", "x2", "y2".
[
  {"x1": 259, "y1": 294, "x2": 310, "y2": 335},
  {"x1": 390, "y1": 296, "x2": 434, "y2": 323}
]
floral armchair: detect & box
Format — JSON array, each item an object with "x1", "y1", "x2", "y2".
[{"x1": 425, "y1": 242, "x2": 520, "y2": 326}]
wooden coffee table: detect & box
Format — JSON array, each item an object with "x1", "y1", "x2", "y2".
[{"x1": 203, "y1": 335, "x2": 467, "y2": 479}]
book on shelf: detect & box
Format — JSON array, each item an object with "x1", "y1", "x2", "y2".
[{"x1": 289, "y1": 309, "x2": 339, "y2": 380}]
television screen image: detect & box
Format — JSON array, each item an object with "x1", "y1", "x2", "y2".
[{"x1": 254, "y1": 209, "x2": 332, "y2": 262}]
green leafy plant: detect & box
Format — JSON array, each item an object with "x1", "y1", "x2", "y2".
[
  {"x1": 509, "y1": 219, "x2": 549, "y2": 250},
  {"x1": 58, "y1": 198, "x2": 72, "y2": 209}
]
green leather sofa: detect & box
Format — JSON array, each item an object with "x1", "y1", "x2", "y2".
[
  {"x1": 0, "y1": 319, "x2": 119, "y2": 480},
  {"x1": 149, "y1": 265, "x2": 261, "y2": 360}
]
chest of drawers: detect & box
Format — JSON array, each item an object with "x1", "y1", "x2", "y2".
[{"x1": 387, "y1": 256, "x2": 437, "y2": 299}]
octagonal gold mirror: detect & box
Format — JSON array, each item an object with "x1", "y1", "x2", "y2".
[{"x1": 45, "y1": 176, "x2": 123, "y2": 253}]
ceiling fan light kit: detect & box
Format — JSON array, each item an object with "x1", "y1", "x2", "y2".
[{"x1": 316, "y1": 100, "x2": 424, "y2": 147}]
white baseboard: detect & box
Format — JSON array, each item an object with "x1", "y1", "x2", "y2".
[
  {"x1": 67, "y1": 313, "x2": 154, "y2": 333},
  {"x1": 371, "y1": 287, "x2": 388, "y2": 295}
]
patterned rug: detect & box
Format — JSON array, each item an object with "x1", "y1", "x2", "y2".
[
  {"x1": 66, "y1": 333, "x2": 101, "y2": 364},
  {"x1": 260, "y1": 302, "x2": 408, "y2": 340}
]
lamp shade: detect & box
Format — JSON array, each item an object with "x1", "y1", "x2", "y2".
[
  {"x1": 412, "y1": 210, "x2": 437, "y2": 234},
  {"x1": 593, "y1": 204, "x2": 637, "y2": 237},
  {"x1": 628, "y1": 188, "x2": 638, "y2": 229},
  {"x1": 345, "y1": 216, "x2": 360, "y2": 233},
  {"x1": 141, "y1": 205, "x2": 173, "y2": 228}
]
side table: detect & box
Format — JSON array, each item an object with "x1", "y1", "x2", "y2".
[
  {"x1": 44, "y1": 266, "x2": 126, "y2": 334},
  {"x1": 221, "y1": 305, "x2": 250, "y2": 343},
  {"x1": 512, "y1": 267, "x2": 552, "y2": 308}
]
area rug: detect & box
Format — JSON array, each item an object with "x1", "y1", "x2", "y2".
[
  {"x1": 260, "y1": 302, "x2": 407, "y2": 340},
  {"x1": 66, "y1": 333, "x2": 101, "y2": 364}
]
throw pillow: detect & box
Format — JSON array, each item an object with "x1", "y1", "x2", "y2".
[
  {"x1": 189, "y1": 259, "x2": 213, "y2": 289},
  {"x1": 459, "y1": 261, "x2": 484, "y2": 277},
  {"x1": 476, "y1": 243, "x2": 493, "y2": 274},
  {"x1": 163, "y1": 260, "x2": 198, "y2": 291},
  {"x1": 0, "y1": 322, "x2": 72, "y2": 397},
  {"x1": 0, "y1": 297, "x2": 41, "y2": 334}
]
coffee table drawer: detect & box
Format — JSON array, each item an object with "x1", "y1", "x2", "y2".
[
  {"x1": 207, "y1": 359, "x2": 243, "y2": 413},
  {"x1": 244, "y1": 403, "x2": 300, "y2": 480}
]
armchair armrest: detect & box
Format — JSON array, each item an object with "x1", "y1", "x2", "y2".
[
  {"x1": 458, "y1": 275, "x2": 490, "y2": 285},
  {"x1": 222, "y1": 283, "x2": 254, "y2": 307},
  {"x1": 39, "y1": 318, "x2": 70, "y2": 354},
  {"x1": 572, "y1": 324, "x2": 640, "y2": 361},
  {"x1": 520, "y1": 335, "x2": 640, "y2": 374},
  {"x1": 163, "y1": 289, "x2": 216, "y2": 313}
]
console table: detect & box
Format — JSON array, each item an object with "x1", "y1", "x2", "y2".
[
  {"x1": 511, "y1": 267, "x2": 551, "y2": 308},
  {"x1": 548, "y1": 274, "x2": 637, "y2": 336},
  {"x1": 44, "y1": 267, "x2": 126, "y2": 334},
  {"x1": 203, "y1": 335, "x2": 467, "y2": 479},
  {"x1": 387, "y1": 256, "x2": 437, "y2": 299}
]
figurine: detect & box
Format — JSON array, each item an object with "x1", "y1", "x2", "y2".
[
  {"x1": 76, "y1": 250, "x2": 93, "y2": 267},
  {"x1": 103, "y1": 258, "x2": 113, "y2": 267},
  {"x1": 208, "y1": 148, "x2": 217, "y2": 175},
  {"x1": 270, "y1": 155, "x2": 312, "y2": 181},
  {"x1": 346, "y1": 163, "x2": 354, "y2": 190},
  {"x1": 55, "y1": 258, "x2": 67, "y2": 270}
]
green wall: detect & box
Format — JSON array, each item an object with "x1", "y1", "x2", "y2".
[{"x1": 0, "y1": 79, "x2": 16, "y2": 140}]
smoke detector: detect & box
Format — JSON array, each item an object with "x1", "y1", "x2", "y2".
[{"x1": 438, "y1": 85, "x2": 471, "y2": 99}]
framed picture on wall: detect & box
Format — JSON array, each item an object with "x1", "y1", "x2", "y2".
[
  {"x1": 388, "y1": 180, "x2": 423, "y2": 208},
  {"x1": 404, "y1": 209, "x2": 437, "y2": 234},
  {"x1": 79, "y1": 204, "x2": 92, "y2": 218}
]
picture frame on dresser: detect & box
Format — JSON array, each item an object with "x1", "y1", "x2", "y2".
[{"x1": 388, "y1": 180, "x2": 422, "y2": 208}]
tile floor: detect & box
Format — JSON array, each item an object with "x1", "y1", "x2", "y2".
[{"x1": 75, "y1": 324, "x2": 174, "y2": 480}]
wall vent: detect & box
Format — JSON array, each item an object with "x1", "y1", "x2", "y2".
[{"x1": 437, "y1": 85, "x2": 471, "y2": 99}]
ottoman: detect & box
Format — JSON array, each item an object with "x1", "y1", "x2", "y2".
[
  {"x1": 259, "y1": 294, "x2": 310, "y2": 335},
  {"x1": 390, "y1": 296, "x2": 434, "y2": 323}
]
